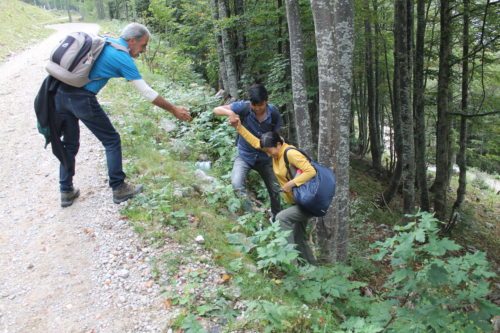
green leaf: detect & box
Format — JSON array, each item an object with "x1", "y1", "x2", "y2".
[
  {"x1": 414, "y1": 227, "x2": 426, "y2": 243},
  {"x1": 390, "y1": 268, "x2": 413, "y2": 284},
  {"x1": 424, "y1": 238, "x2": 461, "y2": 256},
  {"x1": 427, "y1": 263, "x2": 449, "y2": 285}
]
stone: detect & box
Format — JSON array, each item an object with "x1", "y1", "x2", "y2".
[{"x1": 117, "y1": 269, "x2": 130, "y2": 279}]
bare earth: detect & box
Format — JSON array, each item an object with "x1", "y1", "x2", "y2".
[{"x1": 0, "y1": 23, "x2": 173, "y2": 333}]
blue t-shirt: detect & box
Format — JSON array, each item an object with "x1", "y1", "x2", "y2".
[
  {"x1": 231, "y1": 101, "x2": 282, "y2": 166},
  {"x1": 84, "y1": 37, "x2": 141, "y2": 94}
]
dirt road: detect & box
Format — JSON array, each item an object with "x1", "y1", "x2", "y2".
[{"x1": 0, "y1": 23, "x2": 172, "y2": 333}]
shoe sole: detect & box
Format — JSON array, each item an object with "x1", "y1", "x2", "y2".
[{"x1": 61, "y1": 189, "x2": 80, "y2": 208}]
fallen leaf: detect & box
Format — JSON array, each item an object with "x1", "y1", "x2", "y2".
[{"x1": 163, "y1": 298, "x2": 173, "y2": 309}]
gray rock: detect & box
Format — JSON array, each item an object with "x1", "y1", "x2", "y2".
[{"x1": 117, "y1": 269, "x2": 130, "y2": 279}]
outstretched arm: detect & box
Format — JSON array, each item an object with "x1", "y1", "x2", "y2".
[
  {"x1": 131, "y1": 79, "x2": 191, "y2": 122},
  {"x1": 213, "y1": 105, "x2": 239, "y2": 126},
  {"x1": 152, "y1": 95, "x2": 191, "y2": 122},
  {"x1": 229, "y1": 119, "x2": 261, "y2": 150}
]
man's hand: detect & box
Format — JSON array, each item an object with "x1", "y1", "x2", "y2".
[
  {"x1": 282, "y1": 180, "x2": 296, "y2": 193},
  {"x1": 173, "y1": 106, "x2": 192, "y2": 122},
  {"x1": 228, "y1": 114, "x2": 240, "y2": 127}
]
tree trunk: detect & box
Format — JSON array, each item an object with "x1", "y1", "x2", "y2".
[
  {"x1": 382, "y1": 0, "x2": 406, "y2": 206},
  {"x1": 218, "y1": 0, "x2": 239, "y2": 99},
  {"x1": 434, "y1": 0, "x2": 452, "y2": 220},
  {"x1": 66, "y1": 0, "x2": 72, "y2": 22},
  {"x1": 96, "y1": 0, "x2": 105, "y2": 19},
  {"x1": 373, "y1": 0, "x2": 383, "y2": 156},
  {"x1": 364, "y1": 1, "x2": 382, "y2": 174},
  {"x1": 454, "y1": 0, "x2": 470, "y2": 211},
  {"x1": 413, "y1": 0, "x2": 430, "y2": 211},
  {"x1": 396, "y1": 0, "x2": 415, "y2": 214},
  {"x1": 356, "y1": 72, "x2": 369, "y2": 155},
  {"x1": 234, "y1": 0, "x2": 245, "y2": 80},
  {"x1": 211, "y1": 0, "x2": 229, "y2": 92},
  {"x1": 284, "y1": 0, "x2": 314, "y2": 155},
  {"x1": 312, "y1": 0, "x2": 354, "y2": 263}
]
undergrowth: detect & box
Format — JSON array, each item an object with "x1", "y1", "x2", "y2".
[{"x1": 96, "y1": 46, "x2": 498, "y2": 332}]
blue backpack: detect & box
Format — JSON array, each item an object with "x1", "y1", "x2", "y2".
[{"x1": 283, "y1": 148, "x2": 336, "y2": 217}]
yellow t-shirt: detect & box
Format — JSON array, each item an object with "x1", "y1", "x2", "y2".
[{"x1": 236, "y1": 124, "x2": 316, "y2": 204}]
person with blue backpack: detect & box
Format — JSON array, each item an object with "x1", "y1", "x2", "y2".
[
  {"x1": 213, "y1": 84, "x2": 282, "y2": 220},
  {"x1": 229, "y1": 121, "x2": 321, "y2": 264}
]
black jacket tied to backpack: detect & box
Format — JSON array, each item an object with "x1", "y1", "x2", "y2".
[{"x1": 34, "y1": 75, "x2": 72, "y2": 171}]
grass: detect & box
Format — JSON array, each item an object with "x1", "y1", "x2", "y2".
[{"x1": 0, "y1": 0, "x2": 66, "y2": 62}]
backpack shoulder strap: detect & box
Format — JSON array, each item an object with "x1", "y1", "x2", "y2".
[
  {"x1": 101, "y1": 36, "x2": 130, "y2": 54},
  {"x1": 107, "y1": 41, "x2": 130, "y2": 54},
  {"x1": 284, "y1": 147, "x2": 312, "y2": 180}
]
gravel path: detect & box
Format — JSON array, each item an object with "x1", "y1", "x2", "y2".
[{"x1": 0, "y1": 23, "x2": 174, "y2": 333}]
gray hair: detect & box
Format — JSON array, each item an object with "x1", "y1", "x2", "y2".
[{"x1": 120, "y1": 23, "x2": 151, "y2": 41}]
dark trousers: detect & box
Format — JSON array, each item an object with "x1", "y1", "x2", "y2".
[{"x1": 54, "y1": 85, "x2": 125, "y2": 192}]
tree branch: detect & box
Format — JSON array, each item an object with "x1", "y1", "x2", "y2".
[{"x1": 447, "y1": 111, "x2": 500, "y2": 118}]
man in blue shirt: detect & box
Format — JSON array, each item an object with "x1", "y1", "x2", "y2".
[
  {"x1": 54, "y1": 23, "x2": 191, "y2": 207},
  {"x1": 213, "y1": 84, "x2": 282, "y2": 219}
]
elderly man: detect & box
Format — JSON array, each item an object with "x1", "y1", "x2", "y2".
[{"x1": 54, "y1": 23, "x2": 191, "y2": 207}]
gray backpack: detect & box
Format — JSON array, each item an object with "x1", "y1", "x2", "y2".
[{"x1": 45, "y1": 32, "x2": 129, "y2": 87}]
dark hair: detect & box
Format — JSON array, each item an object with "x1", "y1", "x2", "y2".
[
  {"x1": 248, "y1": 84, "x2": 268, "y2": 104},
  {"x1": 260, "y1": 131, "x2": 283, "y2": 148}
]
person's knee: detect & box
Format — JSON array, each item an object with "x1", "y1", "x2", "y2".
[
  {"x1": 104, "y1": 132, "x2": 121, "y2": 149},
  {"x1": 231, "y1": 170, "x2": 246, "y2": 191},
  {"x1": 65, "y1": 141, "x2": 80, "y2": 155},
  {"x1": 275, "y1": 211, "x2": 287, "y2": 224}
]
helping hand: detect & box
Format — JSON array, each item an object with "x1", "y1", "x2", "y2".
[{"x1": 174, "y1": 106, "x2": 192, "y2": 122}]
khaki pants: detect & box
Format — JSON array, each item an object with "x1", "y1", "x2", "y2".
[{"x1": 275, "y1": 205, "x2": 317, "y2": 265}]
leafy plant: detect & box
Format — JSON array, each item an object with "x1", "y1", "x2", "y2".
[
  {"x1": 370, "y1": 211, "x2": 499, "y2": 332},
  {"x1": 241, "y1": 300, "x2": 308, "y2": 333},
  {"x1": 226, "y1": 221, "x2": 299, "y2": 271}
]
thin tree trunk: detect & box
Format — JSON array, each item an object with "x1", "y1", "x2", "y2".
[
  {"x1": 413, "y1": 0, "x2": 430, "y2": 211},
  {"x1": 234, "y1": 0, "x2": 245, "y2": 80},
  {"x1": 312, "y1": 0, "x2": 354, "y2": 263},
  {"x1": 96, "y1": 0, "x2": 105, "y2": 19},
  {"x1": 434, "y1": 0, "x2": 452, "y2": 220},
  {"x1": 284, "y1": 0, "x2": 314, "y2": 155},
  {"x1": 382, "y1": 0, "x2": 406, "y2": 206},
  {"x1": 357, "y1": 72, "x2": 369, "y2": 155},
  {"x1": 453, "y1": 0, "x2": 470, "y2": 211},
  {"x1": 364, "y1": 1, "x2": 382, "y2": 174},
  {"x1": 400, "y1": 0, "x2": 415, "y2": 214},
  {"x1": 66, "y1": 0, "x2": 72, "y2": 22},
  {"x1": 211, "y1": 0, "x2": 229, "y2": 92},
  {"x1": 218, "y1": 0, "x2": 239, "y2": 99},
  {"x1": 373, "y1": 0, "x2": 383, "y2": 155}
]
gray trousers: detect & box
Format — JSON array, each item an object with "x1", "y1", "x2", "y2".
[
  {"x1": 276, "y1": 205, "x2": 317, "y2": 265},
  {"x1": 231, "y1": 156, "x2": 282, "y2": 217}
]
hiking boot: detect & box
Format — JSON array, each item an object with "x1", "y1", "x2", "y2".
[
  {"x1": 61, "y1": 188, "x2": 80, "y2": 208},
  {"x1": 113, "y1": 182, "x2": 143, "y2": 204}
]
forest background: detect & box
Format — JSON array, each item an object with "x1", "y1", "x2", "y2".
[{"x1": 2, "y1": 0, "x2": 499, "y2": 331}]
